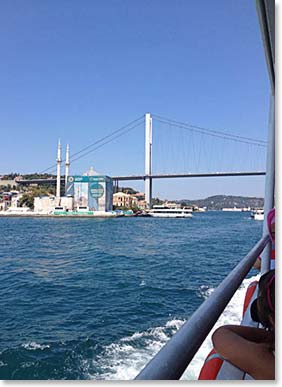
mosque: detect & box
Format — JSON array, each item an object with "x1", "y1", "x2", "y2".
[{"x1": 34, "y1": 141, "x2": 113, "y2": 214}]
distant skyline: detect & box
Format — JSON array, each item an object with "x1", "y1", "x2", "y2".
[{"x1": 0, "y1": 0, "x2": 271, "y2": 199}]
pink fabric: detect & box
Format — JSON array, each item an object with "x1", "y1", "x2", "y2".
[{"x1": 267, "y1": 208, "x2": 275, "y2": 242}]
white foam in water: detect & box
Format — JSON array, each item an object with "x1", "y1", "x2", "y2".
[
  {"x1": 85, "y1": 319, "x2": 185, "y2": 380},
  {"x1": 22, "y1": 342, "x2": 50, "y2": 350},
  {"x1": 182, "y1": 273, "x2": 259, "y2": 380},
  {"x1": 86, "y1": 275, "x2": 259, "y2": 380}
]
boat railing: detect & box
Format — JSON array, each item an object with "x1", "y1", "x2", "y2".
[{"x1": 134, "y1": 234, "x2": 269, "y2": 380}]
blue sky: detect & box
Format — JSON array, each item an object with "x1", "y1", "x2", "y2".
[{"x1": 0, "y1": 0, "x2": 270, "y2": 199}]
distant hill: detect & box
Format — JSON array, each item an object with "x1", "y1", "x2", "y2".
[{"x1": 177, "y1": 195, "x2": 264, "y2": 210}]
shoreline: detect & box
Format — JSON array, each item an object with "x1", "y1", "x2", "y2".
[{"x1": 0, "y1": 213, "x2": 123, "y2": 218}]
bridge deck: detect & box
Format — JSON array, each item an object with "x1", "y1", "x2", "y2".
[{"x1": 17, "y1": 171, "x2": 266, "y2": 185}]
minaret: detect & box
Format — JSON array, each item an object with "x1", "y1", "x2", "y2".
[
  {"x1": 65, "y1": 144, "x2": 70, "y2": 190},
  {"x1": 56, "y1": 139, "x2": 61, "y2": 198}
]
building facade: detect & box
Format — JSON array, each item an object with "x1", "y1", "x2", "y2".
[
  {"x1": 66, "y1": 175, "x2": 113, "y2": 212},
  {"x1": 113, "y1": 192, "x2": 137, "y2": 208},
  {"x1": 34, "y1": 196, "x2": 60, "y2": 213}
]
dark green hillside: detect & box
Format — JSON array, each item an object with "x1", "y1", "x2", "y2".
[{"x1": 178, "y1": 195, "x2": 263, "y2": 210}]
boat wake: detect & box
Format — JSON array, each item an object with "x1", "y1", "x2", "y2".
[
  {"x1": 84, "y1": 319, "x2": 185, "y2": 380},
  {"x1": 83, "y1": 274, "x2": 259, "y2": 380},
  {"x1": 182, "y1": 273, "x2": 259, "y2": 380}
]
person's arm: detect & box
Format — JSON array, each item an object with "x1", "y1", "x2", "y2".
[{"x1": 212, "y1": 325, "x2": 274, "y2": 380}]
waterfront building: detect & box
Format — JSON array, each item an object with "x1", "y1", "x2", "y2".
[
  {"x1": 0, "y1": 190, "x2": 22, "y2": 211},
  {"x1": 34, "y1": 195, "x2": 75, "y2": 214},
  {"x1": 60, "y1": 196, "x2": 74, "y2": 210},
  {"x1": 113, "y1": 191, "x2": 148, "y2": 209},
  {"x1": 10, "y1": 192, "x2": 22, "y2": 208},
  {"x1": 113, "y1": 192, "x2": 137, "y2": 208},
  {"x1": 66, "y1": 167, "x2": 113, "y2": 212},
  {"x1": 34, "y1": 196, "x2": 59, "y2": 214},
  {"x1": 131, "y1": 192, "x2": 147, "y2": 209},
  {"x1": 0, "y1": 201, "x2": 8, "y2": 211},
  {"x1": 0, "y1": 179, "x2": 18, "y2": 188}
]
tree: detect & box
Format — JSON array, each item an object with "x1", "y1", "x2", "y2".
[
  {"x1": 19, "y1": 194, "x2": 34, "y2": 209},
  {"x1": 152, "y1": 197, "x2": 164, "y2": 206},
  {"x1": 19, "y1": 187, "x2": 52, "y2": 209},
  {"x1": 131, "y1": 203, "x2": 139, "y2": 212}
]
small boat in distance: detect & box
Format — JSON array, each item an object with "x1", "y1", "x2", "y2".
[
  {"x1": 222, "y1": 207, "x2": 242, "y2": 212},
  {"x1": 193, "y1": 206, "x2": 206, "y2": 212},
  {"x1": 148, "y1": 205, "x2": 193, "y2": 218},
  {"x1": 250, "y1": 208, "x2": 264, "y2": 221}
]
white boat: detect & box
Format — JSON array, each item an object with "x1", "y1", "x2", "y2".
[
  {"x1": 222, "y1": 207, "x2": 242, "y2": 212},
  {"x1": 193, "y1": 206, "x2": 206, "y2": 212},
  {"x1": 148, "y1": 206, "x2": 193, "y2": 218},
  {"x1": 251, "y1": 209, "x2": 264, "y2": 221}
]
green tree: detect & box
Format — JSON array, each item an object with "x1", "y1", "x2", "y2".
[
  {"x1": 19, "y1": 193, "x2": 34, "y2": 209},
  {"x1": 152, "y1": 197, "x2": 164, "y2": 206},
  {"x1": 131, "y1": 203, "x2": 139, "y2": 212},
  {"x1": 19, "y1": 187, "x2": 51, "y2": 209}
]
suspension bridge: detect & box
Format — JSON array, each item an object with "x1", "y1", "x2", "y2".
[{"x1": 17, "y1": 113, "x2": 267, "y2": 207}]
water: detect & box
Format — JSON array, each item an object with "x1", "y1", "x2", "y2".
[{"x1": 0, "y1": 212, "x2": 262, "y2": 380}]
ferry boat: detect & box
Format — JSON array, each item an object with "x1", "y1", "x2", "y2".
[
  {"x1": 251, "y1": 208, "x2": 264, "y2": 221},
  {"x1": 148, "y1": 205, "x2": 193, "y2": 218},
  {"x1": 135, "y1": 0, "x2": 274, "y2": 381}
]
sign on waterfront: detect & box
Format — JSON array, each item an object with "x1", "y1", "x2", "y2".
[
  {"x1": 68, "y1": 176, "x2": 106, "y2": 183},
  {"x1": 90, "y1": 182, "x2": 104, "y2": 198}
]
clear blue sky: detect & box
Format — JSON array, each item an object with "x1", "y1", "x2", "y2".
[{"x1": 0, "y1": 0, "x2": 271, "y2": 199}]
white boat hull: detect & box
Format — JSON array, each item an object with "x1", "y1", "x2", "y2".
[
  {"x1": 251, "y1": 209, "x2": 264, "y2": 221},
  {"x1": 148, "y1": 213, "x2": 192, "y2": 218},
  {"x1": 253, "y1": 214, "x2": 264, "y2": 221}
]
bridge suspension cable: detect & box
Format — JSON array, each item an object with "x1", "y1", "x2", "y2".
[
  {"x1": 39, "y1": 112, "x2": 267, "y2": 177},
  {"x1": 40, "y1": 115, "x2": 144, "y2": 174},
  {"x1": 151, "y1": 113, "x2": 267, "y2": 175},
  {"x1": 151, "y1": 113, "x2": 267, "y2": 147},
  {"x1": 70, "y1": 120, "x2": 143, "y2": 164}
]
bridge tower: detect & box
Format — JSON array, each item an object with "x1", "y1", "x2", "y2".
[
  {"x1": 145, "y1": 113, "x2": 152, "y2": 208},
  {"x1": 56, "y1": 139, "x2": 61, "y2": 198}
]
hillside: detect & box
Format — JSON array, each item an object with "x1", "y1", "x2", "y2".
[{"x1": 178, "y1": 195, "x2": 264, "y2": 210}]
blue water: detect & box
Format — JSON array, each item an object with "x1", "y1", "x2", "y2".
[{"x1": 0, "y1": 212, "x2": 262, "y2": 380}]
